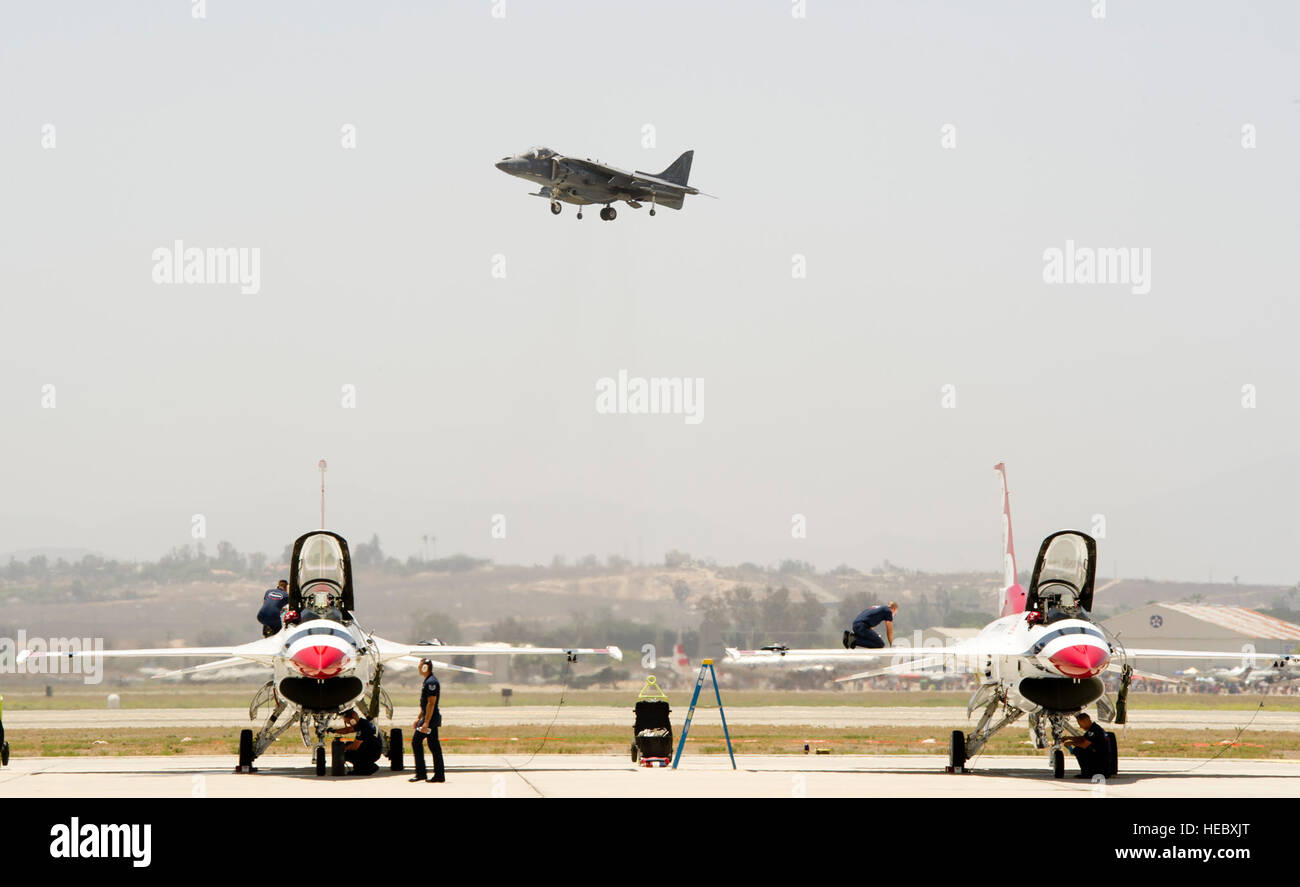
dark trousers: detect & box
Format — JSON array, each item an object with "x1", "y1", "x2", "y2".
[
  {"x1": 1071, "y1": 747, "x2": 1102, "y2": 776},
  {"x1": 345, "y1": 743, "x2": 381, "y2": 774},
  {"x1": 412, "y1": 727, "x2": 445, "y2": 779},
  {"x1": 851, "y1": 620, "x2": 885, "y2": 648}
]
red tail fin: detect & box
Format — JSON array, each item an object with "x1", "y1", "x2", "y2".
[{"x1": 995, "y1": 463, "x2": 1027, "y2": 617}]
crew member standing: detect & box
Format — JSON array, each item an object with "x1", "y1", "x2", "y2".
[
  {"x1": 257, "y1": 580, "x2": 290, "y2": 637},
  {"x1": 843, "y1": 602, "x2": 898, "y2": 649},
  {"x1": 410, "y1": 659, "x2": 446, "y2": 783}
]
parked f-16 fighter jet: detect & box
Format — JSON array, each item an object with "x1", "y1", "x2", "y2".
[
  {"x1": 728, "y1": 464, "x2": 1297, "y2": 778},
  {"x1": 495, "y1": 146, "x2": 707, "y2": 220},
  {"x1": 21, "y1": 530, "x2": 622, "y2": 776}
]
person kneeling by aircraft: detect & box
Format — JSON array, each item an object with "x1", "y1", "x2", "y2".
[
  {"x1": 331, "y1": 709, "x2": 382, "y2": 776},
  {"x1": 843, "y1": 602, "x2": 897, "y2": 649},
  {"x1": 1062, "y1": 712, "x2": 1108, "y2": 778}
]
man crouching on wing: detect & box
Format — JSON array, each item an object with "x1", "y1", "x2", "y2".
[{"x1": 843, "y1": 602, "x2": 898, "y2": 649}]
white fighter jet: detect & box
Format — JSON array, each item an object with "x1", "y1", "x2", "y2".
[
  {"x1": 728, "y1": 464, "x2": 1296, "y2": 777},
  {"x1": 22, "y1": 530, "x2": 622, "y2": 775}
]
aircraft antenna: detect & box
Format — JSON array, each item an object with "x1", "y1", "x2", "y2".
[{"x1": 318, "y1": 458, "x2": 328, "y2": 528}]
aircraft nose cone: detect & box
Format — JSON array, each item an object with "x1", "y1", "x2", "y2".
[
  {"x1": 495, "y1": 160, "x2": 510, "y2": 172},
  {"x1": 1049, "y1": 644, "x2": 1108, "y2": 678},
  {"x1": 291, "y1": 645, "x2": 347, "y2": 678}
]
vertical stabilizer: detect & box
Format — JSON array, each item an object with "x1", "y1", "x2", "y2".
[{"x1": 995, "y1": 462, "x2": 1027, "y2": 617}]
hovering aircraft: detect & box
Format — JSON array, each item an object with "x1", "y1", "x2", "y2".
[
  {"x1": 728, "y1": 464, "x2": 1297, "y2": 777},
  {"x1": 22, "y1": 530, "x2": 622, "y2": 775},
  {"x1": 495, "y1": 146, "x2": 707, "y2": 220}
]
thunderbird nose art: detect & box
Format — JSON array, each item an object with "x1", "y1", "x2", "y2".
[
  {"x1": 291, "y1": 644, "x2": 348, "y2": 678},
  {"x1": 1048, "y1": 644, "x2": 1108, "y2": 678}
]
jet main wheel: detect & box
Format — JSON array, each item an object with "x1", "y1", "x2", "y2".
[
  {"x1": 550, "y1": 202, "x2": 562, "y2": 215},
  {"x1": 331, "y1": 739, "x2": 347, "y2": 776},
  {"x1": 315, "y1": 747, "x2": 326, "y2": 776},
  {"x1": 237, "y1": 729, "x2": 254, "y2": 773},
  {"x1": 388, "y1": 728, "x2": 404, "y2": 771},
  {"x1": 949, "y1": 730, "x2": 966, "y2": 771},
  {"x1": 1052, "y1": 749, "x2": 1065, "y2": 779},
  {"x1": 606, "y1": 207, "x2": 617, "y2": 221}
]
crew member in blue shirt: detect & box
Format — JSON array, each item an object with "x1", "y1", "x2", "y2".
[
  {"x1": 843, "y1": 602, "x2": 898, "y2": 649},
  {"x1": 1062, "y1": 712, "x2": 1110, "y2": 778},
  {"x1": 410, "y1": 659, "x2": 446, "y2": 783},
  {"x1": 257, "y1": 580, "x2": 290, "y2": 637},
  {"x1": 332, "y1": 709, "x2": 382, "y2": 776}
]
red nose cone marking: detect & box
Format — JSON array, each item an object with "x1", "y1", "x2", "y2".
[
  {"x1": 292, "y1": 645, "x2": 346, "y2": 677},
  {"x1": 1049, "y1": 644, "x2": 1108, "y2": 678}
]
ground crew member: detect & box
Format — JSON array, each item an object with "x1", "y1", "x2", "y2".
[
  {"x1": 1062, "y1": 712, "x2": 1109, "y2": 778},
  {"x1": 410, "y1": 659, "x2": 445, "y2": 783},
  {"x1": 0, "y1": 693, "x2": 6, "y2": 766},
  {"x1": 257, "y1": 580, "x2": 290, "y2": 637},
  {"x1": 332, "y1": 709, "x2": 382, "y2": 776},
  {"x1": 843, "y1": 602, "x2": 898, "y2": 649}
]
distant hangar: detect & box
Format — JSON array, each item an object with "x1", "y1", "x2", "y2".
[{"x1": 1104, "y1": 602, "x2": 1300, "y2": 673}]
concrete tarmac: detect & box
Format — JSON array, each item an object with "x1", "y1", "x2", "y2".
[
  {"x1": 0, "y1": 753, "x2": 1296, "y2": 798},
  {"x1": 7, "y1": 705, "x2": 1299, "y2": 730}
]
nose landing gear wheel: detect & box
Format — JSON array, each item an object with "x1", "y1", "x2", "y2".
[
  {"x1": 315, "y1": 746, "x2": 326, "y2": 776},
  {"x1": 550, "y1": 201, "x2": 562, "y2": 215},
  {"x1": 1053, "y1": 749, "x2": 1065, "y2": 779},
  {"x1": 949, "y1": 730, "x2": 966, "y2": 772},
  {"x1": 649, "y1": 208, "x2": 656, "y2": 216}
]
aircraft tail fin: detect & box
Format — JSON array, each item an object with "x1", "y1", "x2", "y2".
[
  {"x1": 995, "y1": 462, "x2": 1027, "y2": 617},
  {"x1": 653, "y1": 150, "x2": 694, "y2": 186}
]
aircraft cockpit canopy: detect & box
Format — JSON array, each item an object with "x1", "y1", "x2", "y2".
[
  {"x1": 524, "y1": 146, "x2": 555, "y2": 160},
  {"x1": 1027, "y1": 531, "x2": 1096, "y2": 617},
  {"x1": 288, "y1": 530, "x2": 355, "y2": 615}
]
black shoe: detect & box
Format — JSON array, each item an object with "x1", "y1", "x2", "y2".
[
  {"x1": 409, "y1": 774, "x2": 427, "y2": 782},
  {"x1": 842, "y1": 631, "x2": 854, "y2": 649},
  {"x1": 428, "y1": 775, "x2": 445, "y2": 783}
]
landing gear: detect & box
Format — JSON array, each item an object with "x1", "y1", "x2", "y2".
[
  {"x1": 1, "y1": 741, "x2": 9, "y2": 767},
  {"x1": 576, "y1": 208, "x2": 583, "y2": 219},
  {"x1": 649, "y1": 208, "x2": 656, "y2": 217},
  {"x1": 237, "y1": 729, "x2": 255, "y2": 773},
  {"x1": 388, "y1": 728, "x2": 404, "y2": 771},
  {"x1": 599, "y1": 205, "x2": 617, "y2": 221},
  {"x1": 315, "y1": 746, "x2": 326, "y2": 776},
  {"x1": 1053, "y1": 748, "x2": 1065, "y2": 779},
  {"x1": 949, "y1": 730, "x2": 966, "y2": 772},
  {"x1": 331, "y1": 739, "x2": 347, "y2": 776},
  {"x1": 550, "y1": 201, "x2": 562, "y2": 215}
]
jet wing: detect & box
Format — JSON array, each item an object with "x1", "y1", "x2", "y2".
[
  {"x1": 18, "y1": 635, "x2": 283, "y2": 669},
  {"x1": 372, "y1": 637, "x2": 622, "y2": 663},
  {"x1": 1123, "y1": 648, "x2": 1298, "y2": 664}
]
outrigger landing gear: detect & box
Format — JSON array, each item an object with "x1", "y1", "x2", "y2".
[
  {"x1": 949, "y1": 694, "x2": 1024, "y2": 774},
  {"x1": 237, "y1": 682, "x2": 301, "y2": 773},
  {"x1": 576, "y1": 207, "x2": 583, "y2": 219}
]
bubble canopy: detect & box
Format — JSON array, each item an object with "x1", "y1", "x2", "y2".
[
  {"x1": 288, "y1": 530, "x2": 354, "y2": 614},
  {"x1": 1027, "y1": 531, "x2": 1097, "y2": 614}
]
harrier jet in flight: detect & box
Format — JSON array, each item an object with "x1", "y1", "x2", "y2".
[{"x1": 495, "y1": 146, "x2": 706, "y2": 220}]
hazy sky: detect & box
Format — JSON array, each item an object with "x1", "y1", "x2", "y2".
[{"x1": 1, "y1": 2, "x2": 1297, "y2": 583}]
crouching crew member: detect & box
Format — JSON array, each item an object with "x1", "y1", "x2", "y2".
[
  {"x1": 410, "y1": 659, "x2": 446, "y2": 783},
  {"x1": 257, "y1": 580, "x2": 290, "y2": 637},
  {"x1": 843, "y1": 602, "x2": 898, "y2": 649},
  {"x1": 333, "y1": 709, "x2": 382, "y2": 776},
  {"x1": 1062, "y1": 712, "x2": 1108, "y2": 778}
]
